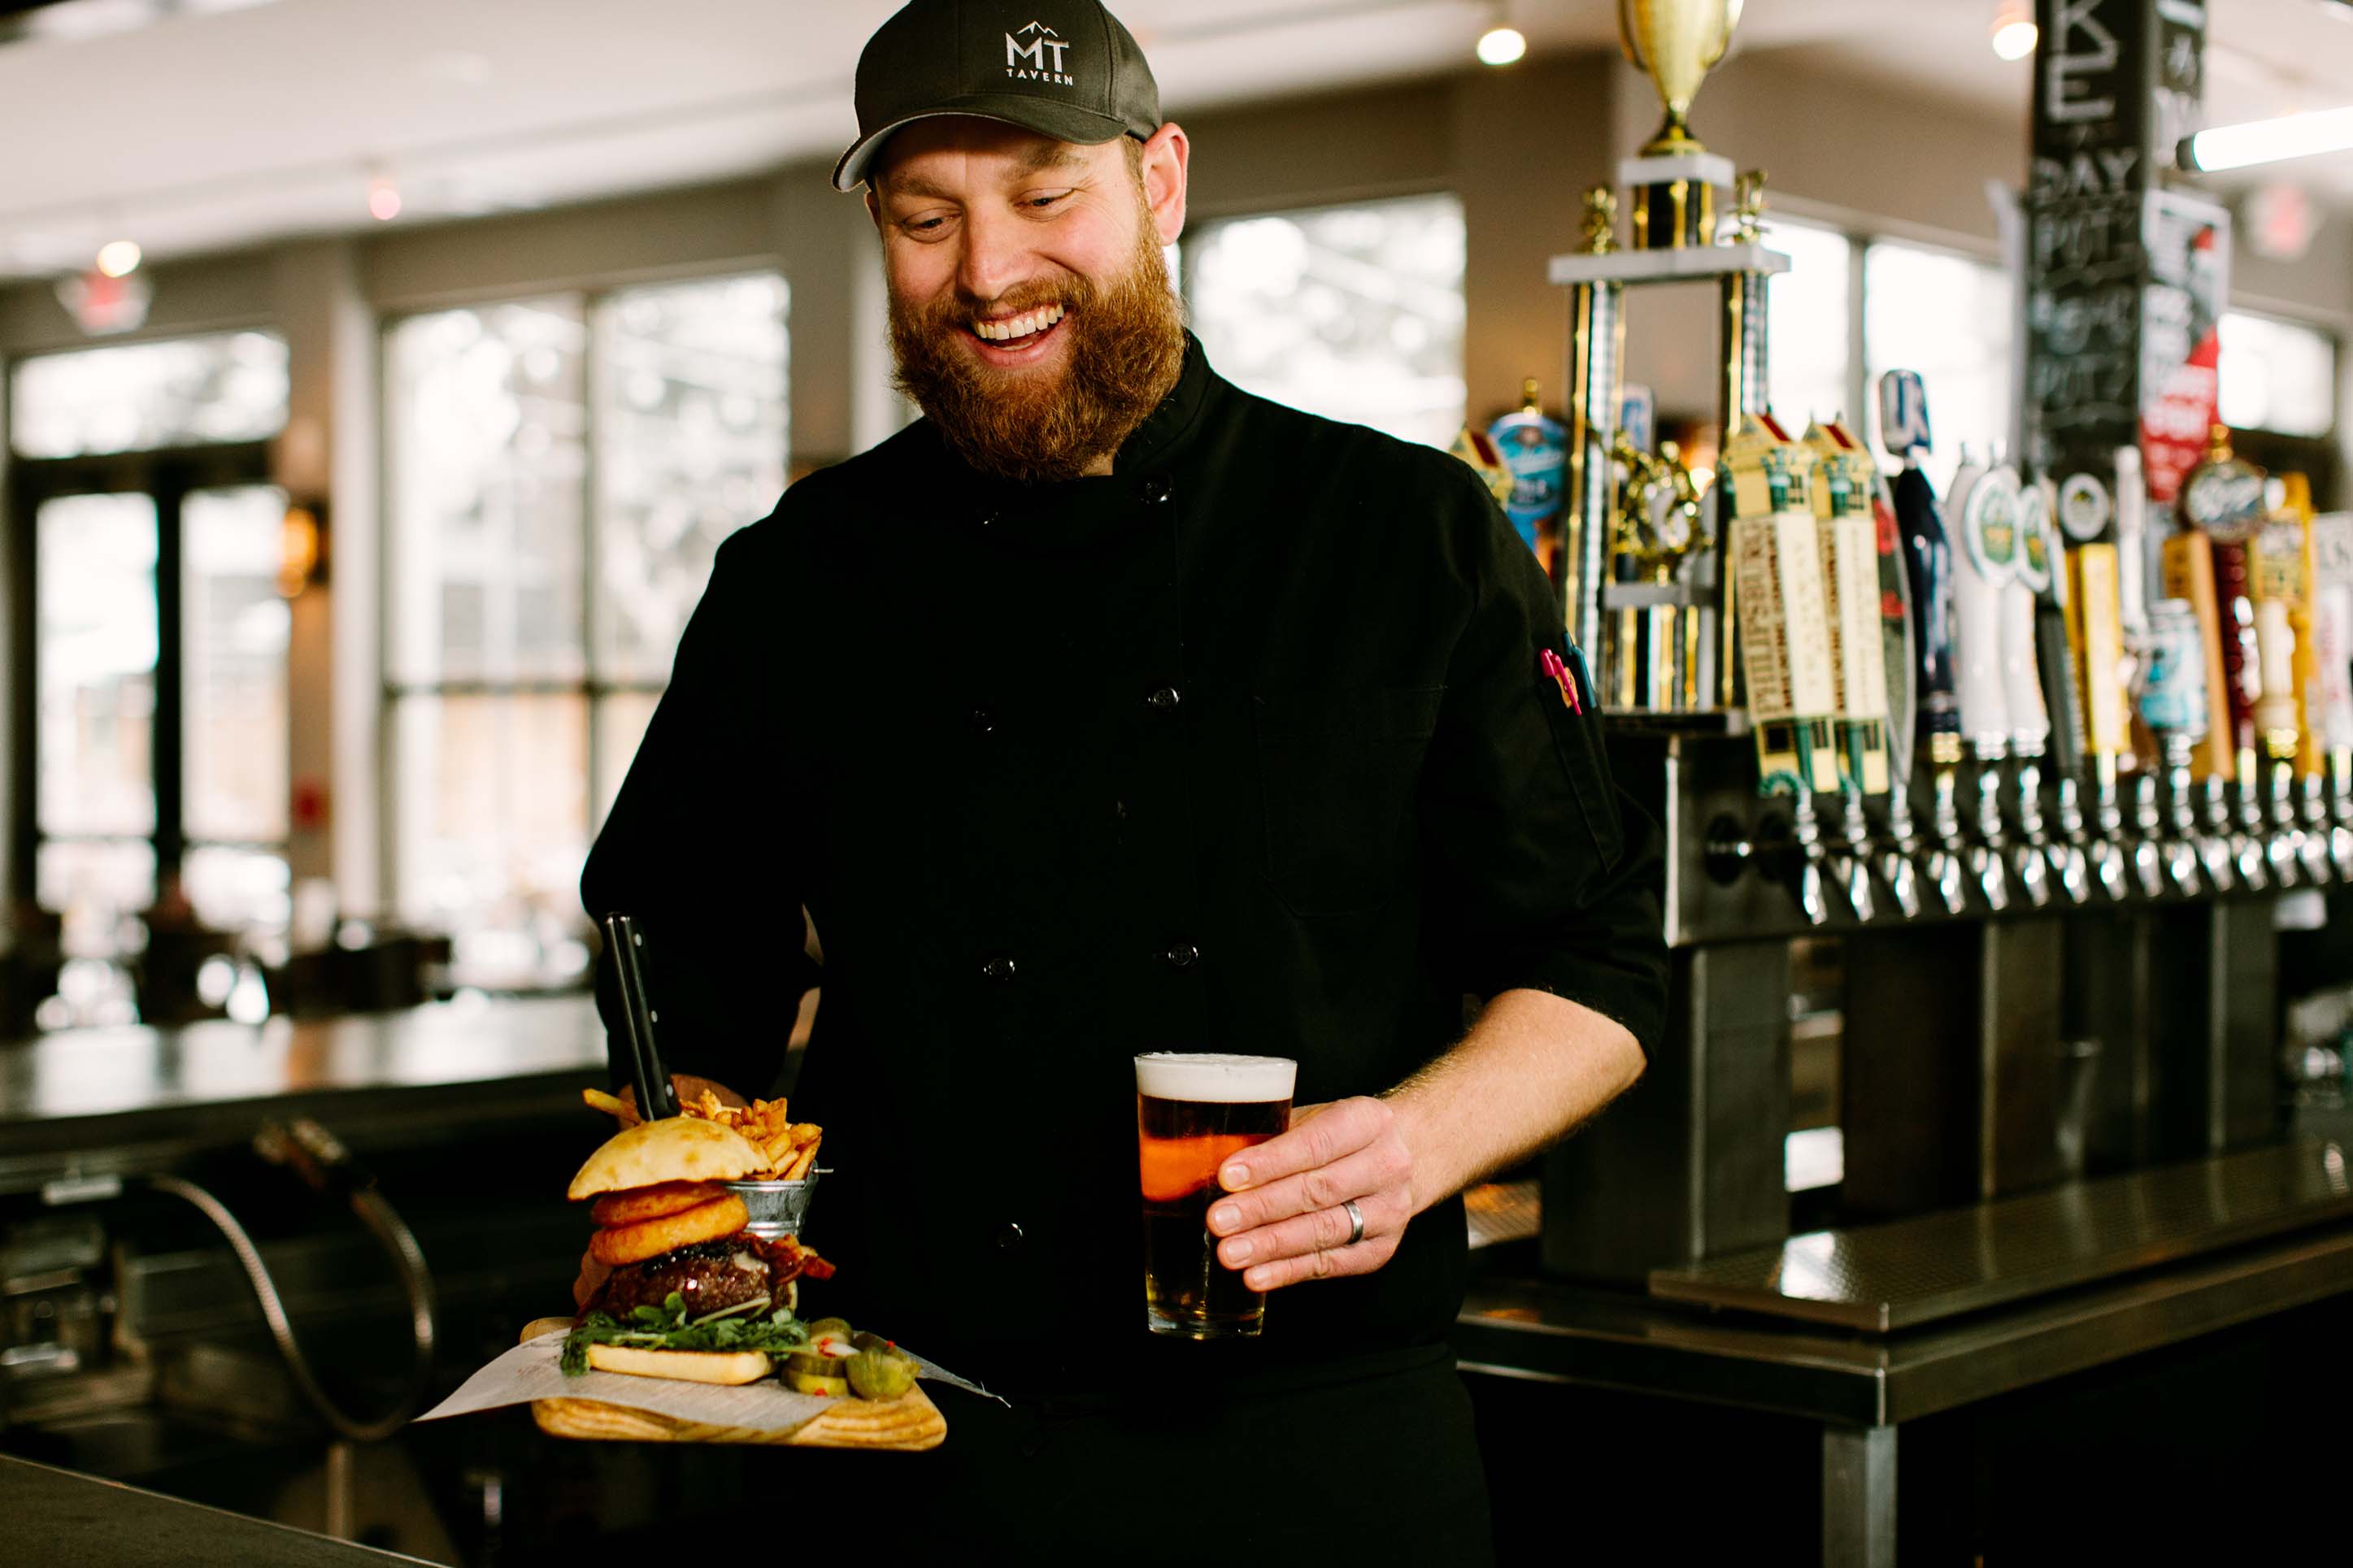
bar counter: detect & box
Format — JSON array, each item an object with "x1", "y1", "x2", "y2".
[
  {"x1": 0, "y1": 994, "x2": 607, "y2": 1192},
  {"x1": 2, "y1": 1453, "x2": 429, "y2": 1565}
]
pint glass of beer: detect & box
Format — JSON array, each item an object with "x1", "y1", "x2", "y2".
[{"x1": 1135, "y1": 1053, "x2": 1297, "y2": 1339}]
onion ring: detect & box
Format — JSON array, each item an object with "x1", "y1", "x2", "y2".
[
  {"x1": 589, "y1": 1193, "x2": 750, "y2": 1266},
  {"x1": 589, "y1": 1179, "x2": 724, "y2": 1227}
]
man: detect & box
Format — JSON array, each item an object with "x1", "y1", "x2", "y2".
[{"x1": 581, "y1": 2, "x2": 1666, "y2": 1558}]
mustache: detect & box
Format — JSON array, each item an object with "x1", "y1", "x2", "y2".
[{"x1": 911, "y1": 275, "x2": 1097, "y2": 336}]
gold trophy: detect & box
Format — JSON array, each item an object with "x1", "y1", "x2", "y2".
[{"x1": 1618, "y1": 0, "x2": 1744, "y2": 248}]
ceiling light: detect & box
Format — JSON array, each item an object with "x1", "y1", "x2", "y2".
[
  {"x1": 1991, "y1": 20, "x2": 2038, "y2": 59},
  {"x1": 1990, "y1": 1, "x2": 2037, "y2": 60},
  {"x1": 95, "y1": 239, "x2": 141, "y2": 277},
  {"x1": 1477, "y1": 26, "x2": 1526, "y2": 67},
  {"x1": 368, "y1": 176, "x2": 402, "y2": 221},
  {"x1": 2182, "y1": 106, "x2": 2353, "y2": 172}
]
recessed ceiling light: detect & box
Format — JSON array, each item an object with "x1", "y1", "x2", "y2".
[
  {"x1": 95, "y1": 239, "x2": 142, "y2": 277},
  {"x1": 1477, "y1": 25, "x2": 1526, "y2": 67},
  {"x1": 368, "y1": 176, "x2": 402, "y2": 221}
]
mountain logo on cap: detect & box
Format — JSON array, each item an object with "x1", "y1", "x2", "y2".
[{"x1": 1007, "y1": 20, "x2": 1075, "y2": 85}]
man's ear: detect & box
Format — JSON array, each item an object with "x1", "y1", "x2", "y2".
[
  {"x1": 1137, "y1": 122, "x2": 1190, "y2": 247},
  {"x1": 863, "y1": 185, "x2": 884, "y2": 231}
]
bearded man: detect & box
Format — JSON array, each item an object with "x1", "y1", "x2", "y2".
[{"x1": 581, "y1": 2, "x2": 1666, "y2": 1559}]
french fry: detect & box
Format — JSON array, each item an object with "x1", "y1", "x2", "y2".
[
  {"x1": 786, "y1": 1123, "x2": 822, "y2": 1148},
  {"x1": 582, "y1": 1087, "x2": 640, "y2": 1125},
  {"x1": 783, "y1": 1143, "x2": 819, "y2": 1181}
]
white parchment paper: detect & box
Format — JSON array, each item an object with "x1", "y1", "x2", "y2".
[{"x1": 415, "y1": 1331, "x2": 1003, "y2": 1433}]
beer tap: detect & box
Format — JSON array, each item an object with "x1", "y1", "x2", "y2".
[
  {"x1": 2229, "y1": 751, "x2": 2272, "y2": 888},
  {"x1": 2334, "y1": 749, "x2": 2353, "y2": 881},
  {"x1": 2088, "y1": 755, "x2": 2133, "y2": 900},
  {"x1": 1802, "y1": 419, "x2": 1897, "y2": 923},
  {"x1": 2167, "y1": 740, "x2": 2210, "y2": 895},
  {"x1": 1880, "y1": 370, "x2": 1964, "y2": 916},
  {"x1": 2005, "y1": 478, "x2": 2077, "y2": 904},
  {"x1": 2310, "y1": 510, "x2": 2353, "y2": 880},
  {"x1": 1924, "y1": 736, "x2": 1968, "y2": 914},
  {"x1": 2104, "y1": 448, "x2": 2159, "y2": 899},
  {"x1": 1720, "y1": 414, "x2": 1846, "y2": 926},
  {"x1": 1947, "y1": 449, "x2": 2017, "y2": 910},
  {"x1": 1878, "y1": 774, "x2": 1925, "y2": 919},
  {"x1": 2140, "y1": 595, "x2": 2218, "y2": 894},
  {"x1": 2298, "y1": 771, "x2": 2334, "y2": 884},
  {"x1": 2248, "y1": 477, "x2": 2320, "y2": 886}
]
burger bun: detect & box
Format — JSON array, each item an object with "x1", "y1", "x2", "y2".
[
  {"x1": 568, "y1": 1116, "x2": 764, "y2": 1200},
  {"x1": 585, "y1": 1344, "x2": 773, "y2": 1385}
]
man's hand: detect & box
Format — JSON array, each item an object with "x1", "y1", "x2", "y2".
[{"x1": 1204, "y1": 1098, "x2": 1416, "y2": 1292}]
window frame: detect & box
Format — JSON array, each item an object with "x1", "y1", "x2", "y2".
[
  {"x1": 375, "y1": 267, "x2": 789, "y2": 947},
  {"x1": 5, "y1": 439, "x2": 285, "y2": 919}
]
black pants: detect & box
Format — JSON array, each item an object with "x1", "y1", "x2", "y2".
[{"x1": 859, "y1": 1348, "x2": 1496, "y2": 1565}]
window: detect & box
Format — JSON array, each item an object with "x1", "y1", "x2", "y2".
[
  {"x1": 2220, "y1": 311, "x2": 2338, "y2": 439},
  {"x1": 383, "y1": 272, "x2": 787, "y2": 988},
  {"x1": 9, "y1": 332, "x2": 288, "y2": 1021},
  {"x1": 9, "y1": 331, "x2": 288, "y2": 458},
  {"x1": 1184, "y1": 193, "x2": 1466, "y2": 447},
  {"x1": 1863, "y1": 240, "x2": 2013, "y2": 466},
  {"x1": 1762, "y1": 217, "x2": 1855, "y2": 434},
  {"x1": 1754, "y1": 219, "x2": 2014, "y2": 479}
]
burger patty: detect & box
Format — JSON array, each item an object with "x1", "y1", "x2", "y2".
[{"x1": 589, "y1": 1239, "x2": 776, "y2": 1317}]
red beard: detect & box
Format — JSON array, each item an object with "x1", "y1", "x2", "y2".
[{"x1": 889, "y1": 219, "x2": 1186, "y2": 484}]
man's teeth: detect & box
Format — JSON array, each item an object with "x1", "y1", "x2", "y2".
[{"x1": 973, "y1": 303, "x2": 1065, "y2": 342}]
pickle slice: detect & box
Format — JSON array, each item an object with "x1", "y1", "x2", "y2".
[
  {"x1": 848, "y1": 1349, "x2": 916, "y2": 1401},
  {"x1": 781, "y1": 1350, "x2": 851, "y2": 1396}
]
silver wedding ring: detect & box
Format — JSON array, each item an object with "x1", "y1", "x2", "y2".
[{"x1": 1342, "y1": 1198, "x2": 1366, "y2": 1247}]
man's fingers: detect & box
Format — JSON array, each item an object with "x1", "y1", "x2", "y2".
[
  {"x1": 1216, "y1": 1187, "x2": 1408, "y2": 1273},
  {"x1": 1243, "y1": 1232, "x2": 1400, "y2": 1292},
  {"x1": 1219, "y1": 1096, "x2": 1386, "y2": 1192},
  {"x1": 1207, "y1": 1142, "x2": 1398, "y2": 1239}
]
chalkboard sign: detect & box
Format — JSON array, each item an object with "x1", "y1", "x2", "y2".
[{"x1": 2023, "y1": 0, "x2": 2208, "y2": 496}]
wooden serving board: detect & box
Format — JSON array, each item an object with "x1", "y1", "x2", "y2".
[{"x1": 520, "y1": 1318, "x2": 946, "y2": 1450}]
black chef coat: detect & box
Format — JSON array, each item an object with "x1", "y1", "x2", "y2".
[{"x1": 580, "y1": 333, "x2": 1667, "y2": 1402}]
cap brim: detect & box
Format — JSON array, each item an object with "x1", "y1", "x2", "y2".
[{"x1": 833, "y1": 93, "x2": 1133, "y2": 192}]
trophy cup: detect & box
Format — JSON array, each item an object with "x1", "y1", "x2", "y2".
[
  {"x1": 1556, "y1": 0, "x2": 1765, "y2": 695},
  {"x1": 1618, "y1": 0, "x2": 1744, "y2": 250}
]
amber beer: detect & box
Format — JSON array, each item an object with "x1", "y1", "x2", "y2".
[{"x1": 1135, "y1": 1053, "x2": 1296, "y2": 1339}]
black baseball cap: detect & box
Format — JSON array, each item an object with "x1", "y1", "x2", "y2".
[{"x1": 833, "y1": 0, "x2": 1163, "y2": 192}]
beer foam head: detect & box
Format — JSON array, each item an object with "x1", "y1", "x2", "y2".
[{"x1": 1133, "y1": 1053, "x2": 1297, "y2": 1103}]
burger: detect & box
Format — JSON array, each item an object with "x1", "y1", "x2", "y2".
[{"x1": 563, "y1": 1116, "x2": 833, "y2": 1384}]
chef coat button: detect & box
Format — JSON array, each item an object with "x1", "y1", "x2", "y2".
[
  {"x1": 969, "y1": 707, "x2": 996, "y2": 734},
  {"x1": 1138, "y1": 474, "x2": 1172, "y2": 505},
  {"x1": 1115, "y1": 799, "x2": 1128, "y2": 821},
  {"x1": 995, "y1": 1221, "x2": 1024, "y2": 1252},
  {"x1": 978, "y1": 510, "x2": 998, "y2": 528},
  {"x1": 1146, "y1": 685, "x2": 1181, "y2": 711},
  {"x1": 1163, "y1": 941, "x2": 1199, "y2": 969},
  {"x1": 981, "y1": 955, "x2": 1018, "y2": 983}
]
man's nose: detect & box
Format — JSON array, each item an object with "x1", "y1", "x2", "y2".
[{"x1": 955, "y1": 209, "x2": 1029, "y2": 304}]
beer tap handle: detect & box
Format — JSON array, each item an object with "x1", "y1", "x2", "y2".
[
  {"x1": 2129, "y1": 769, "x2": 2168, "y2": 899},
  {"x1": 2298, "y1": 773, "x2": 2333, "y2": 884},
  {"x1": 2231, "y1": 756, "x2": 2272, "y2": 889},
  {"x1": 1881, "y1": 845, "x2": 1921, "y2": 919},
  {"x1": 2198, "y1": 775, "x2": 2238, "y2": 893},
  {"x1": 1970, "y1": 759, "x2": 2012, "y2": 913}
]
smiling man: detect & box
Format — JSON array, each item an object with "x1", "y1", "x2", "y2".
[{"x1": 581, "y1": 1, "x2": 1666, "y2": 1560}]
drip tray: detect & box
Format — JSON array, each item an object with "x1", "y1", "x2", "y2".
[{"x1": 1648, "y1": 1139, "x2": 2353, "y2": 1332}]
